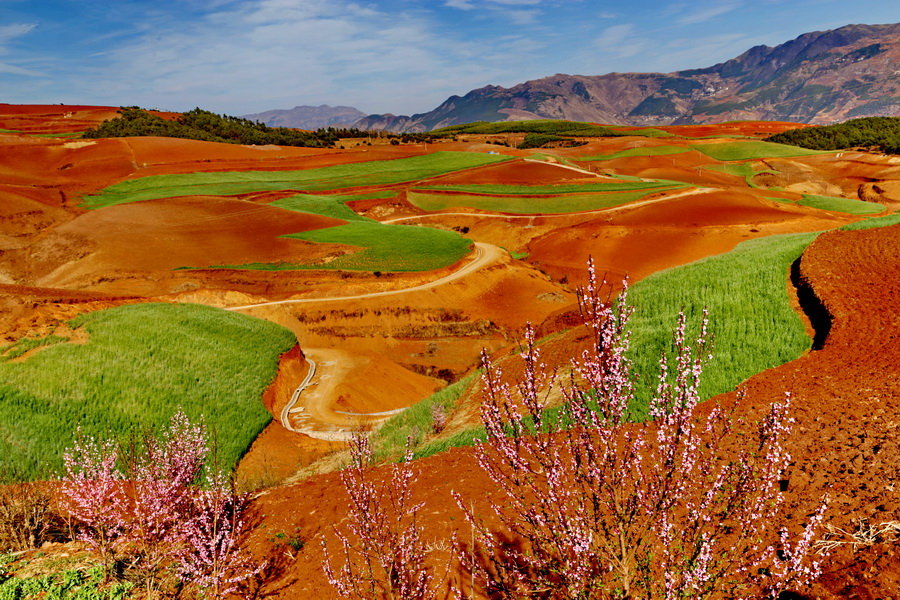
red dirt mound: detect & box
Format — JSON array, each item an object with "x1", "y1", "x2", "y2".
[
  {"x1": 6, "y1": 197, "x2": 346, "y2": 292},
  {"x1": 0, "y1": 104, "x2": 121, "y2": 134},
  {"x1": 425, "y1": 158, "x2": 596, "y2": 185}
]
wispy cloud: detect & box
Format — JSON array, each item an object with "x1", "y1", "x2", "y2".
[
  {"x1": 0, "y1": 22, "x2": 40, "y2": 75},
  {"x1": 675, "y1": 1, "x2": 742, "y2": 25},
  {"x1": 444, "y1": 0, "x2": 544, "y2": 23},
  {"x1": 594, "y1": 23, "x2": 646, "y2": 58}
]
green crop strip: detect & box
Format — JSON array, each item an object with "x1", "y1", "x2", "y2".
[
  {"x1": 215, "y1": 222, "x2": 471, "y2": 272},
  {"x1": 703, "y1": 162, "x2": 779, "y2": 188},
  {"x1": 407, "y1": 189, "x2": 675, "y2": 214},
  {"x1": 81, "y1": 152, "x2": 512, "y2": 209},
  {"x1": 610, "y1": 127, "x2": 675, "y2": 138},
  {"x1": 0, "y1": 303, "x2": 295, "y2": 481},
  {"x1": 797, "y1": 194, "x2": 884, "y2": 215},
  {"x1": 271, "y1": 191, "x2": 396, "y2": 222},
  {"x1": 581, "y1": 146, "x2": 690, "y2": 161},
  {"x1": 690, "y1": 140, "x2": 830, "y2": 161},
  {"x1": 416, "y1": 181, "x2": 678, "y2": 195}
]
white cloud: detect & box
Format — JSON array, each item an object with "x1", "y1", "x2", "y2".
[
  {"x1": 0, "y1": 23, "x2": 35, "y2": 45},
  {"x1": 444, "y1": 0, "x2": 475, "y2": 8},
  {"x1": 675, "y1": 1, "x2": 742, "y2": 25}
]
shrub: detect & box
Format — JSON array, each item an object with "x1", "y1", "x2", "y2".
[{"x1": 0, "y1": 482, "x2": 65, "y2": 552}]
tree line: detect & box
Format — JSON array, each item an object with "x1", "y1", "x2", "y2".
[{"x1": 766, "y1": 116, "x2": 900, "y2": 154}]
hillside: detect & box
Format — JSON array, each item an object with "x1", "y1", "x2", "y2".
[
  {"x1": 242, "y1": 105, "x2": 366, "y2": 129},
  {"x1": 353, "y1": 23, "x2": 900, "y2": 132}
]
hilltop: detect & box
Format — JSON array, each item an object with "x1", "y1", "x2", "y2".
[{"x1": 352, "y1": 23, "x2": 900, "y2": 131}]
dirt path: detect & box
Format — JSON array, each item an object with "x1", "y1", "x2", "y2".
[
  {"x1": 225, "y1": 242, "x2": 502, "y2": 310},
  {"x1": 522, "y1": 157, "x2": 605, "y2": 178}
]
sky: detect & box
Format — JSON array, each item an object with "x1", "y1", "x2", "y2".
[{"x1": 1, "y1": 0, "x2": 898, "y2": 116}]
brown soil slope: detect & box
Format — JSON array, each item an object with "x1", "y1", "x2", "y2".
[{"x1": 248, "y1": 223, "x2": 900, "y2": 599}]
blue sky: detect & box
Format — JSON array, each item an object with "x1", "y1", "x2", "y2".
[{"x1": 1, "y1": 0, "x2": 898, "y2": 116}]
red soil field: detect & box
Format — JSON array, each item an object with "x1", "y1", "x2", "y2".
[{"x1": 614, "y1": 120, "x2": 807, "y2": 138}]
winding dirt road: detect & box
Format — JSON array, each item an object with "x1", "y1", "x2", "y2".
[{"x1": 225, "y1": 242, "x2": 502, "y2": 311}]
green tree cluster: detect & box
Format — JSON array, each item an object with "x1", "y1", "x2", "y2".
[
  {"x1": 82, "y1": 108, "x2": 451, "y2": 148},
  {"x1": 766, "y1": 116, "x2": 900, "y2": 154}
]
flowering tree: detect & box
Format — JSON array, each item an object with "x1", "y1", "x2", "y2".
[
  {"x1": 174, "y1": 472, "x2": 262, "y2": 599},
  {"x1": 456, "y1": 261, "x2": 826, "y2": 600},
  {"x1": 60, "y1": 411, "x2": 259, "y2": 598},
  {"x1": 322, "y1": 435, "x2": 436, "y2": 600},
  {"x1": 124, "y1": 412, "x2": 209, "y2": 592},
  {"x1": 61, "y1": 433, "x2": 126, "y2": 572}
]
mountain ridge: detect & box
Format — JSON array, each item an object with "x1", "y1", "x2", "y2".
[
  {"x1": 350, "y1": 23, "x2": 900, "y2": 132},
  {"x1": 242, "y1": 104, "x2": 366, "y2": 130}
]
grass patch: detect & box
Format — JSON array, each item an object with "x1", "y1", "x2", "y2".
[
  {"x1": 216, "y1": 222, "x2": 472, "y2": 272},
  {"x1": 416, "y1": 181, "x2": 678, "y2": 195},
  {"x1": 270, "y1": 191, "x2": 396, "y2": 222},
  {"x1": 33, "y1": 132, "x2": 83, "y2": 138},
  {"x1": 0, "y1": 565, "x2": 133, "y2": 599},
  {"x1": 372, "y1": 374, "x2": 477, "y2": 461},
  {"x1": 625, "y1": 233, "x2": 818, "y2": 415},
  {"x1": 81, "y1": 152, "x2": 512, "y2": 209},
  {"x1": 798, "y1": 194, "x2": 884, "y2": 215},
  {"x1": 0, "y1": 303, "x2": 295, "y2": 481},
  {"x1": 582, "y1": 146, "x2": 689, "y2": 161},
  {"x1": 1, "y1": 335, "x2": 68, "y2": 361},
  {"x1": 690, "y1": 140, "x2": 830, "y2": 161},
  {"x1": 408, "y1": 189, "x2": 669, "y2": 214},
  {"x1": 841, "y1": 212, "x2": 900, "y2": 230}
]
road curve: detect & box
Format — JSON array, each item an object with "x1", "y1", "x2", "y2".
[
  {"x1": 226, "y1": 242, "x2": 502, "y2": 310},
  {"x1": 280, "y1": 359, "x2": 317, "y2": 433}
]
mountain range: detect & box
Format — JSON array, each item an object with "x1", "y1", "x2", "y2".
[
  {"x1": 242, "y1": 105, "x2": 366, "y2": 130},
  {"x1": 344, "y1": 23, "x2": 898, "y2": 132}
]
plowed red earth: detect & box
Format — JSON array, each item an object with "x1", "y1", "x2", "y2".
[
  {"x1": 245, "y1": 224, "x2": 900, "y2": 599},
  {"x1": 614, "y1": 121, "x2": 807, "y2": 138}
]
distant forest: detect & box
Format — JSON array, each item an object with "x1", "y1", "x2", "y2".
[
  {"x1": 766, "y1": 117, "x2": 900, "y2": 154},
  {"x1": 82, "y1": 108, "x2": 445, "y2": 147}
]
